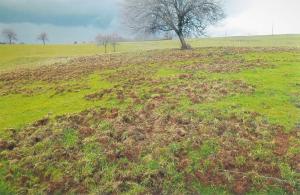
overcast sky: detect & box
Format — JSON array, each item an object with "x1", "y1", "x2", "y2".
[{"x1": 0, "y1": 0, "x2": 299, "y2": 43}]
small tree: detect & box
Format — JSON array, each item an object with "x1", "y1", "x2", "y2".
[
  {"x1": 37, "y1": 32, "x2": 49, "y2": 45},
  {"x1": 95, "y1": 34, "x2": 111, "y2": 53},
  {"x1": 95, "y1": 33, "x2": 124, "y2": 53},
  {"x1": 123, "y1": 0, "x2": 224, "y2": 49},
  {"x1": 110, "y1": 33, "x2": 121, "y2": 52},
  {"x1": 2, "y1": 29, "x2": 17, "y2": 44}
]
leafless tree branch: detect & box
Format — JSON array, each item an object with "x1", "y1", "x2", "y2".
[{"x1": 123, "y1": 0, "x2": 224, "y2": 49}]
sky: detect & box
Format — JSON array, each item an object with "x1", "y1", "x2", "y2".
[{"x1": 0, "y1": 0, "x2": 299, "y2": 43}]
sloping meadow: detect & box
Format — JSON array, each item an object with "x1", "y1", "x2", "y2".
[{"x1": 0, "y1": 47, "x2": 299, "y2": 194}]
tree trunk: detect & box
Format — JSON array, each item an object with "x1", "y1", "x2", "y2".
[
  {"x1": 43, "y1": 40, "x2": 45, "y2": 46},
  {"x1": 177, "y1": 32, "x2": 189, "y2": 50}
]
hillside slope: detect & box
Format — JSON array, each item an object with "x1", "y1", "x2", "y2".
[{"x1": 0, "y1": 47, "x2": 299, "y2": 194}]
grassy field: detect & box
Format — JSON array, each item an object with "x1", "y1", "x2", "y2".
[
  {"x1": 1, "y1": 34, "x2": 300, "y2": 72},
  {"x1": 0, "y1": 35, "x2": 299, "y2": 194}
]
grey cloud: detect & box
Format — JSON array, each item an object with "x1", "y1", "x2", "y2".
[
  {"x1": 0, "y1": 0, "x2": 299, "y2": 43},
  {"x1": 0, "y1": 0, "x2": 119, "y2": 27}
]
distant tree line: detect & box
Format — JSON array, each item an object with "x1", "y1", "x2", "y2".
[
  {"x1": 1, "y1": 28, "x2": 50, "y2": 45},
  {"x1": 0, "y1": 28, "x2": 125, "y2": 52}
]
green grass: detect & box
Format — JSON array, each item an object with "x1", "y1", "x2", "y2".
[
  {"x1": 1, "y1": 34, "x2": 299, "y2": 72},
  {"x1": 63, "y1": 128, "x2": 79, "y2": 148},
  {"x1": 1, "y1": 46, "x2": 299, "y2": 133},
  {"x1": 195, "y1": 52, "x2": 300, "y2": 130},
  {"x1": 0, "y1": 36, "x2": 299, "y2": 194},
  {"x1": 0, "y1": 73, "x2": 113, "y2": 133}
]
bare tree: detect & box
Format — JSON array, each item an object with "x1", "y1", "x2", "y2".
[
  {"x1": 95, "y1": 34, "x2": 111, "y2": 53},
  {"x1": 110, "y1": 33, "x2": 121, "y2": 52},
  {"x1": 123, "y1": 0, "x2": 224, "y2": 49},
  {"x1": 95, "y1": 33, "x2": 125, "y2": 53},
  {"x1": 37, "y1": 32, "x2": 49, "y2": 45},
  {"x1": 2, "y1": 29, "x2": 17, "y2": 44}
]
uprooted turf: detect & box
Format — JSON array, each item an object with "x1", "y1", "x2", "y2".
[{"x1": 0, "y1": 47, "x2": 299, "y2": 194}]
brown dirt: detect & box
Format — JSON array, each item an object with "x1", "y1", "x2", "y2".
[
  {"x1": 232, "y1": 177, "x2": 250, "y2": 195},
  {"x1": 33, "y1": 118, "x2": 49, "y2": 127},
  {"x1": 274, "y1": 131, "x2": 289, "y2": 156}
]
